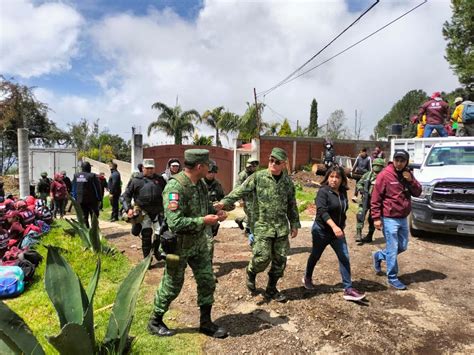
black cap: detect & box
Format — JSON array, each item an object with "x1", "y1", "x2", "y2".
[
  {"x1": 393, "y1": 149, "x2": 409, "y2": 161},
  {"x1": 81, "y1": 161, "x2": 92, "y2": 172}
]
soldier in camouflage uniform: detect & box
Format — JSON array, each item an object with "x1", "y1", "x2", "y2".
[
  {"x1": 148, "y1": 149, "x2": 228, "y2": 339},
  {"x1": 234, "y1": 158, "x2": 259, "y2": 240},
  {"x1": 204, "y1": 160, "x2": 225, "y2": 261},
  {"x1": 215, "y1": 148, "x2": 300, "y2": 302},
  {"x1": 355, "y1": 158, "x2": 386, "y2": 245}
]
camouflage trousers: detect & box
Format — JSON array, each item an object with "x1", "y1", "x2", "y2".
[
  {"x1": 248, "y1": 234, "x2": 290, "y2": 279},
  {"x1": 356, "y1": 205, "x2": 374, "y2": 233},
  {"x1": 153, "y1": 235, "x2": 215, "y2": 315}
]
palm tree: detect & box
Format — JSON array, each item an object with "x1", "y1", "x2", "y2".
[
  {"x1": 148, "y1": 102, "x2": 200, "y2": 145},
  {"x1": 192, "y1": 133, "x2": 213, "y2": 146},
  {"x1": 201, "y1": 106, "x2": 240, "y2": 147},
  {"x1": 264, "y1": 122, "x2": 281, "y2": 136},
  {"x1": 238, "y1": 102, "x2": 268, "y2": 140}
]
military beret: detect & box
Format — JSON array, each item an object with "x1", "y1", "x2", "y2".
[
  {"x1": 185, "y1": 149, "x2": 210, "y2": 165},
  {"x1": 270, "y1": 147, "x2": 288, "y2": 161}
]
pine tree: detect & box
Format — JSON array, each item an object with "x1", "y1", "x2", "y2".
[
  {"x1": 442, "y1": 0, "x2": 474, "y2": 86},
  {"x1": 308, "y1": 98, "x2": 318, "y2": 136},
  {"x1": 278, "y1": 119, "x2": 292, "y2": 137}
]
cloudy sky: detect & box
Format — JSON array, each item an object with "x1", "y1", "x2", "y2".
[{"x1": 0, "y1": 0, "x2": 460, "y2": 145}]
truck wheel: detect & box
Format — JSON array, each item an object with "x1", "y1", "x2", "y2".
[{"x1": 409, "y1": 217, "x2": 423, "y2": 238}]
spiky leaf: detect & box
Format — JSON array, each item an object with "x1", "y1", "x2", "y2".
[
  {"x1": 0, "y1": 301, "x2": 45, "y2": 355},
  {"x1": 47, "y1": 323, "x2": 94, "y2": 354},
  {"x1": 68, "y1": 195, "x2": 85, "y2": 225},
  {"x1": 44, "y1": 247, "x2": 89, "y2": 328},
  {"x1": 82, "y1": 258, "x2": 101, "y2": 348},
  {"x1": 104, "y1": 255, "x2": 151, "y2": 349},
  {"x1": 65, "y1": 218, "x2": 91, "y2": 248},
  {"x1": 88, "y1": 214, "x2": 102, "y2": 252}
]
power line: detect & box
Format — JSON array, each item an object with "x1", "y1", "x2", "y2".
[
  {"x1": 257, "y1": 0, "x2": 380, "y2": 98},
  {"x1": 260, "y1": 0, "x2": 427, "y2": 97}
]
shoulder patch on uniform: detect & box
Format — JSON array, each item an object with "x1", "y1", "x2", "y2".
[
  {"x1": 168, "y1": 201, "x2": 179, "y2": 211},
  {"x1": 169, "y1": 193, "x2": 179, "y2": 201}
]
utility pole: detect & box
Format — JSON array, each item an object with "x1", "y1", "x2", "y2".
[
  {"x1": 296, "y1": 120, "x2": 299, "y2": 135},
  {"x1": 254, "y1": 88, "x2": 260, "y2": 137}
]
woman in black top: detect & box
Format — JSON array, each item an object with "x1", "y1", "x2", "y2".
[{"x1": 303, "y1": 166, "x2": 365, "y2": 301}]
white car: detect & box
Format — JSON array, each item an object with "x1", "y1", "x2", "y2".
[{"x1": 410, "y1": 141, "x2": 474, "y2": 237}]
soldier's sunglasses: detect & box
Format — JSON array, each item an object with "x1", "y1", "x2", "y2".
[{"x1": 269, "y1": 158, "x2": 282, "y2": 165}]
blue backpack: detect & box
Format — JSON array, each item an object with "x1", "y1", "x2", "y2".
[
  {"x1": 0, "y1": 266, "x2": 25, "y2": 298},
  {"x1": 462, "y1": 102, "x2": 474, "y2": 123}
]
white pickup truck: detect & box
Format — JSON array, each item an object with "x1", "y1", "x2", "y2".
[{"x1": 391, "y1": 137, "x2": 474, "y2": 236}]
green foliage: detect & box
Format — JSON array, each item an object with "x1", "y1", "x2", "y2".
[
  {"x1": 0, "y1": 302, "x2": 46, "y2": 355},
  {"x1": 264, "y1": 122, "x2": 281, "y2": 136},
  {"x1": 442, "y1": 0, "x2": 474, "y2": 86},
  {"x1": 373, "y1": 89, "x2": 427, "y2": 138},
  {"x1": 0, "y1": 76, "x2": 68, "y2": 173},
  {"x1": 201, "y1": 106, "x2": 240, "y2": 147},
  {"x1": 278, "y1": 118, "x2": 292, "y2": 136},
  {"x1": 66, "y1": 198, "x2": 114, "y2": 254},
  {"x1": 192, "y1": 133, "x2": 213, "y2": 146},
  {"x1": 148, "y1": 102, "x2": 200, "y2": 145},
  {"x1": 238, "y1": 102, "x2": 268, "y2": 140},
  {"x1": 3, "y1": 242, "x2": 151, "y2": 354},
  {"x1": 308, "y1": 98, "x2": 319, "y2": 137},
  {"x1": 296, "y1": 188, "x2": 315, "y2": 213},
  {"x1": 68, "y1": 119, "x2": 131, "y2": 162}
]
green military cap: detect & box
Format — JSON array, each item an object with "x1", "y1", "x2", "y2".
[
  {"x1": 372, "y1": 158, "x2": 386, "y2": 167},
  {"x1": 246, "y1": 158, "x2": 259, "y2": 167},
  {"x1": 208, "y1": 160, "x2": 218, "y2": 173},
  {"x1": 184, "y1": 149, "x2": 210, "y2": 165},
  {"x1": 270, "y1": 147, "x2": 287, "y2": 161},
  {"x1": 41, "y1": 172, "x2": 48, "y2": 177}
]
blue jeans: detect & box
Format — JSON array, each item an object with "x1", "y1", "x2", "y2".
[
  {"x1": 374, "y1": 217, "x2": 409, "y2": 281},
  {"x1": 305, "y1": 222, "x2": 352, "y2": 289},
  {"x1": 423, "y1": 124, "x2": 448, "y2": 137}
]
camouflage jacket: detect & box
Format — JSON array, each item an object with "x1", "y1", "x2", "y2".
[
  {"x1": 221, "y1": 169, "x2": 301, "y2": 237},
  {"x1": 235, "y1": 169, "x2": 256, "y2": 227},
  {"x1": 356, "y1": 171, "x2": 377, "y2": 196},
  {"x1": 204, "y1": 178, "x2": 225, "y2": 203},
  {"x1": 163, "y1": 172, "x2": 215, "y2": 238}
]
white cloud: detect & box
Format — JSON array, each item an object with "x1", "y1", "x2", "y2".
[
  {"x1": 11, "y1": 0, "x2": 461, "y2": 143},
  {"x1": 0, "y1": 0, "x2": 83, "y2": 78}
]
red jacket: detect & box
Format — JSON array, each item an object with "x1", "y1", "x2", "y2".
[
  {"x1": 418, "y1": 99, "x2": 450, "y2": 125},
  {"x1": 370, "y1": 163, "x2": 422, "y2": 220}
]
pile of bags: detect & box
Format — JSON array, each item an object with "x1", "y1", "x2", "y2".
[{"x1": 0, "y1": 195, "x2": 52, "y2": 298}]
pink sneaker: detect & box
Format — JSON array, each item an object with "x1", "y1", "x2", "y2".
[
  {"x1": 343, "y1": 287, "x2": 366, "y2": 301},
  {"x1": 302, "y1": 277, "x2": 316, "y2": 290}
]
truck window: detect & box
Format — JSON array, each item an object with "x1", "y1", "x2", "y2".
[{"x1": 426, "y1": 147, "x2": 474, "y2": 166}]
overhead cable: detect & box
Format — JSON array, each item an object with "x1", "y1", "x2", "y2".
[
  {"x1": 260, "y1": 0, "x2": 427, "y2": 97},
  {"x1": 257, "y1": 0, "x2": 380, "y2": 98}
]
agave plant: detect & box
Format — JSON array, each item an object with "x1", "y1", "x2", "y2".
[
  {"x1": 65, "y1": 203, "x2": 114, "y2": 255},
  {"x1": 0, "y1": 247, "x2": 151, "y2": 354}
]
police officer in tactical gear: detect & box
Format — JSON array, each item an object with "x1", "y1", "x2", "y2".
[
  {"x1": 72, "y1": 162, "x2": 102, "y2": 228},
  {"x1": 122, "y1": 158, "x2": 166, "y2": 259},
  {"x1": 148, "y1": 149, "x2": 228, "y2": 339},
  {"x1": 108, "y1": 162, "x2": 122, "y2": 221}
]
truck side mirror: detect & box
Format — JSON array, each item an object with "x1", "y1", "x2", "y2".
[{"x1": 409, "y1": 163, "x2": 421, "y2": 170}]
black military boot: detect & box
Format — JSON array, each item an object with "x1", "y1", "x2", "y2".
[
  {"x1": 264, "y1": 276, "x2": 287, "y2": 302},
  {"x1": 246, "y1": 267, "x2": 257, "y2": 292},
  {"x1": 199, "y1": 305, "x2": 228, "y2": 338},
  {"x1": 361, "y1": 229, "x2": 374, "y2": 243},
  {"x1": 148, "y1": 313, "x2": 176, "y2": 336},
  {"x1": 355, "y1": 229, "x2": 364, "y2": 245},
  {"x1": 235, "y1": 218, "x2": 245, "y2": 230}
]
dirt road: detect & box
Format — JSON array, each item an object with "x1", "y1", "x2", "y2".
[{"x1": 102, "y1": 214, "x2": 474, "y2": 354}]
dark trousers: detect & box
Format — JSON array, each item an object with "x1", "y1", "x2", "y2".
[
  {"x1": 305, "y1": 222, "x2": 352, "y2": 289},
  {"x1": 110, "y1": 193, "x2": 120, "y2": 220},
  {"x1": 54, "y1": 198, "x2": 67, "y2": 218},
  {"x1": 81, "y1": 202, "x2": 100, "y2": 228}
]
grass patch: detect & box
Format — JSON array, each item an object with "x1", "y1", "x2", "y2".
[{"x1": 4, "y1": 219, "x2": 202, "y2": 354}]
